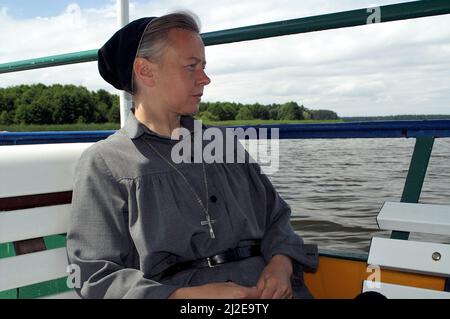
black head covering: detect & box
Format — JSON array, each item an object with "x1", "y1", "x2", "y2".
[{"x1": 98, "y1": 17, "x2": 157, "y2": 94}]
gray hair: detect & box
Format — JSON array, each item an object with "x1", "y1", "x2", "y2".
[{"x1": 132, "y1": 11, "x2": 201, "y2": 95}]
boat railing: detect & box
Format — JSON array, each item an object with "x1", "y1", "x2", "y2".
[{"x1": 1, "y1": 0, "x2": 450, "y2": 73}]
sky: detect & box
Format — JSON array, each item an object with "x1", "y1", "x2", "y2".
[{"x1": 0, "y1": 0, "x2": 449, "y2": 116}]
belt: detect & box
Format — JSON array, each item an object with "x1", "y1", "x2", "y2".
[{"x1": 160, "y1": 244, "x2": 261, "y2": 278}]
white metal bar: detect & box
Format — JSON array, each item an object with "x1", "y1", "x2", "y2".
[
  {"x1": 377, "y1": 202, "x2": 450, "y2": 235},
  {"x1": 119, "y1": 92, "x2": 132, "y2": 128},
  {"x1": 0, "y1": 248, "x2": 70, "y2": 292},
  {"x1": 0, "y1": 204, "x2": 70, "y2": 244},
  {"x1": 117, "y1": 0, "x2": 132, "y2": 127},
  {"x1": 368, "y1": 237, "x2": 450, "y2": 277},
  {"x1": 117, "y1": 0, "x2": 129, "y2": 27}
]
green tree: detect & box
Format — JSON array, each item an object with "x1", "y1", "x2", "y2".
[
  {"x1": 0, "y1": 83, "x2": 341, "y2": 126},
  {"x1": 278, "y1": 102, "x2": 303, "y2": 120},
  {"x1": 199, "y1": 101, "x2": 209, "y2": 113},
  {"x1": 94, "y1": 89, "x2": 114, "y2": 108},
  {"x1": 302, "y1": 110, "x2": 311, "y2": 120},
  {"x1": 207, "y1": 103, "x2": 227, "y2": 121},
  {"x1": 29, "y1": 99, "x2": 54, "y2": 124},
  {"x1": 198, "y1": 111, "x2": 219, "y2": 121},
  {"x1": 268, "y1": 104, "x2": 280, "y2": 120},
  {"x1": 222, "y1": 103, "x2": 238, "y2": 121},
  {"x1": 17, "y1": 83, "x2": 46, "y2": 106},
  {"x1": 94, "y1": 102, "x2": 110, "y2": 123},
  {"x1": 310, "y1": 109, "x2": 339, "y2": 120},
  {"x1": 107, "y1": 103, "x2": 120, "y2": 123},
  {"x1": 247, "y1": 103, "x2": 270, "y2": 120},
  {"x1": 235, "y1": 106, "x2": 254, "y2": 120},
  {"x1": 93, "y1": 89, "x2": 115, "y2": 123},
  {"x1": 14, "y1": 104, "x2": 30, "y2": 124},
  {"x1": 52, "y1": 86, "x2": 95, "y2": 124},
  {"x1": 0, "y1": 91, "x2": 15, "y2": 124},
  {"x1": 0, "y1": 110, "x2": 14, "y2": 125}
]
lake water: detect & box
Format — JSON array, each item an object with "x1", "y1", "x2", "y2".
[{"x1": 246, "y1": 138, "x2": 450, "y2": 253}]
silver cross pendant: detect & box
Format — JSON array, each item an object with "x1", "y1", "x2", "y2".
[{"x1": 201, "y1": 216, "x2": 217, "y2": 239}]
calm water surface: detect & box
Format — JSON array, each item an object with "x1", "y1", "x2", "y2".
[{"x1": 248, "y1": 138, "x2": 450, "y2": 253}]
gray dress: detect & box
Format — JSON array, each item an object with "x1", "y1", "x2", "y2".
[{"x1": 66, "y1": 112, "x2": 318, "y2": 299}]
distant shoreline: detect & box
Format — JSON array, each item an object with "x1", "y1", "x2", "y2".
[{"x1": 342, "y1": 115, "x2": 450, "y2": 121}]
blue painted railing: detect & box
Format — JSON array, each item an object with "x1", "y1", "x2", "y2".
[{"x1": 1, "y1": 120, "x2": 450, "y2": 145}]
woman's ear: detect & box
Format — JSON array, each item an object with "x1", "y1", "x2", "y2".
[{"x1": 133, "y1": 58, "x2": 156, "y2": 88}]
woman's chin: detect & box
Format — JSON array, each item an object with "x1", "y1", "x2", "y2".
[
  {"x1": 172, "y1": 102, "x2": 199, "y2": 116},
  {"x1": 183, "y1": 105, "x2": 199, "y2": 115}
]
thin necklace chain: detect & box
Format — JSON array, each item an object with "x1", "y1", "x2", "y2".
[{"x1": 141, "y1": 136, "x2": 216, "y2": 239}]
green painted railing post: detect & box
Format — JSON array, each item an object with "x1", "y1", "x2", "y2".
[{"x1": 391, "y1": 136, "x2": 435, "y2": 240}]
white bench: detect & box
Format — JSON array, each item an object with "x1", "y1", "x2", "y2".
[
  {"x1": 0, "y1": 143, "x2": 92, "y2": 299},
  {"x1": 2, "y1": 145, "x2": 449, "y2": 299},
  {"x1": 364, "y1": 202, "x2": 450, "y2": 299}
]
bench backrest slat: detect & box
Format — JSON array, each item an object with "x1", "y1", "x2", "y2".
[
  {"x1": 38, "y1": 290, "x2": 80, "y2": 299},
  {"x1": 377, "y1": 202, "x2": 450, "y2": 235},
  {"x1": 0, "y1": 247, "x2": 70, "y2": 292},
  {"x1": 367, "y1": 201, "x2": 450, "y2": 298},
  {"x1": 0, "y1": 143, "x2": 92, "y2": 197},
  {"x1": 0, "y1": 204, "x2": 70, "y2": 244},
  {"x1": 368, "y1": 237, "x2": 450, "y2": 277},
  {"x1": 363, "y1": 280, "x2": 450, "y2": 299},
  {"x1": 0, "y1": 143, "x2": 91, "y2": 299}
]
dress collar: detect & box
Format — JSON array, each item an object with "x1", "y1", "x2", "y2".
[{"x1": 121, "y1": 110, "x2": 202, "y2": 140}]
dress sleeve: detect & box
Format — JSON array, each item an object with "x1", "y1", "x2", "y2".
[
  {"x1": 66, "y1": 145, "x2": 180, "y2": 298},
  {"x1": 247, "y1": 162, "x2": 319, "y2": 273}
]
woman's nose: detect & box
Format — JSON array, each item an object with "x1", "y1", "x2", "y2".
[{"x1": 198, "y1": 69, "x2": 211, "y2": 86}]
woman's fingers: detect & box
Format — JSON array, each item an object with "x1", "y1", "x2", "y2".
[
  {"x1": 258, "y1": 277, "x2": 293, "y2": 299},
  {"x1": 256, "y1": 276, "x2": 265, "y2": 291},
  {"x1": 243, "y1": 287, "x2": 262, "y2": 299}
]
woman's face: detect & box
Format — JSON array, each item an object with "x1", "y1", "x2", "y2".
[{"x1": 153, "y1": 28, "x2": 211, "y2": 115}]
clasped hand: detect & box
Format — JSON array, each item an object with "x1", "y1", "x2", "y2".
[
  {"x1": 211, "y1": 254, "x2": 294, "y2": 299},
  {"x1": 255, "y1": 254, "x2": 293, "y2": 299},
  {"x1": 169, "y1": 254, "x2": 294, "y2": 299}
]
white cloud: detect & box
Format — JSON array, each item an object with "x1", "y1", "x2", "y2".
[{"x1": 1, "y1": 0, "x2": 450, "y2": 116}]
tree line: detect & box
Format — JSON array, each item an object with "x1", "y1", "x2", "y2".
[
  {"x1": 0, "y1": 84, "x2": 119, "y2": 125},
  {"x1": 342, "y1": 115, "x2": 450, "y2": 121},
  {"x1": 198, "y1": 102, "x2": 338, "y2": 121},
  {"x1": 0, "y1": 84, "x2": 339, "y2": 125}
]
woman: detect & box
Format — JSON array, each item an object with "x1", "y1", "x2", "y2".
[{"x1": 67, "y1": 11, "x2": 318, "y2": 299}]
